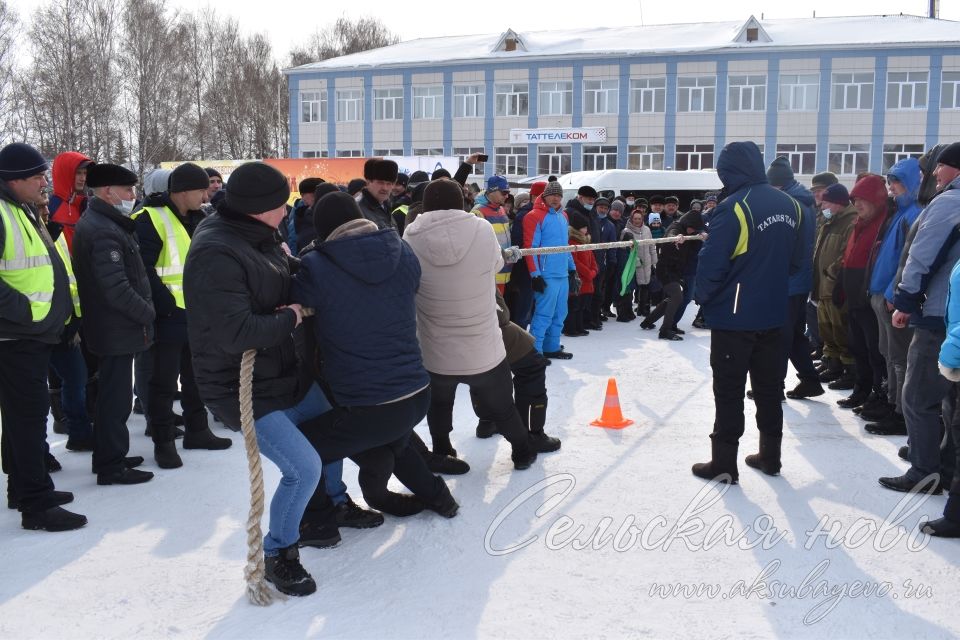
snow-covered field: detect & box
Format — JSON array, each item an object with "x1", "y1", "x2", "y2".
[{"x1": 2, "y1": 317, "x2": 959, "y2": 639}]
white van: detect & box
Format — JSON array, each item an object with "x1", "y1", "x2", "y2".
[{"x1": 557, "y1": 169, "x2": 722, "y2": 209}]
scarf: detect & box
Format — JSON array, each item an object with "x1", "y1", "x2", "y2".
[
  {"x1": 569, "y1": 227, "x2": 591, "y2": 244},
  {"x1": 624, "y1": 220, "x2": 646, "y2": 238}
]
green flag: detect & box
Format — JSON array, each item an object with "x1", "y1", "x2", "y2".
[{"x1": 619, "y1": 243, "x2": 638, "y2": 296}]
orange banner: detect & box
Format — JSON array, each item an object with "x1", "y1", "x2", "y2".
[{"x1": 263, "y1": 158, "x2": 368, "y2": 196}]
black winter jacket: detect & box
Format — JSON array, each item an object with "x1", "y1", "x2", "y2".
[
  {"x1": 0, "y1": 182, "x2": 72, "y2": 343},
  {"x1": 184, "y1": 207, "x2": 306, "y2": 427},
  {"x1": 73, "y1": 197, "x2": 155, "y2": 355},
  {"x1": 357, "y1": 189, "x2": 396, "y2": 231},
  {"x1": 135, "y1": 194, "x2": 205, "y2": 343}
]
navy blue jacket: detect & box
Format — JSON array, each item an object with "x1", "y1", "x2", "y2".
[
  {"x1": 782, "y1": 180, "x2": 815, "y2": 296},
  {"x1": 292, "y1": 226, "x2": 429, "y2": 407},
  {"x1": 695, "y1": 142, "x2": 803, "y2": 331}
]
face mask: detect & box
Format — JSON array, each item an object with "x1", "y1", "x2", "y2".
[
  {"x1": 584, "y1": 204, "x2": 593, "y2": 211},
  {"x1": 626, "y1": 199, "x2": 635, "y2": 206},
  {"x1": 119, "y1": 199, "x2": 136, "y2": 216},
  {"x1": 822, "y1": 208, "x2": 834, "y2": 220}
]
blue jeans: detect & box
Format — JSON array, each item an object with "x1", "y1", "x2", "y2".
[
  {"x1": 903, "y1": 327, "x2": 951, "y2": 482},
  {"x1": 254, "y1": 383, "x2": 332, "y2": 555},
  {"x1": 531, "y1": 276, "x2": 569, "y2": 353},
  {"x1": 324, "y1": 459, "x2": 347, "y2": 505},
  {"x1": 49, "y1": 342, "x2": 93, "y2": 439}
]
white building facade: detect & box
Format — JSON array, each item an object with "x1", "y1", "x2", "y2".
[{"x1": 285, "y1": 15, "x2": 960, "y2": 182}]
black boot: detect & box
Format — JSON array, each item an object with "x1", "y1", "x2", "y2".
[
  {"x1": 265, "y1": 545, "x2": 316, "y2": 597},
  {"x1": 21, "y1": 506, "x2": 88, "y2": 532},
  {"x1": 837, "y1": 387, "x2": 870, "y2": 409},
  {"x1": 692, "y1": 439, "x2": 739, "y2": 484},
  {"x1": 50, "y1": 388, "x2": 67, "y2": 435},
  {"x1": 298, "y1": 520, "x2": 341, "y2": 549},
  {"x1": 827, "y1": 365, "x2": 857, "y2": 390},
  {"x1": 45, "y1": 452, "x2": 62, "y2": 472},
  {"x1": 785, "y1": 378, "x2": 825, "y2": 399},
  {"x1": 866, "y1": 412, "x2": 907, "y2": 435},
  {"x1": 154, "y1": 441, "x2": 183, "y2": 469},
  {"x1": 410, "y1": 431, "x2": 470, "y2": 475},
  {"x1": 475, "y1": 420, "x2": 498, "y2": 439},
  {"x1": 658, "y1": 330, "x2": 683, "y2": 341},
  {"x1": 523, "y1": 400, "x2": 561, "y2": 452},
  {"x1": 511, "y1": 440, "x2": 538, "y2": 470},
  {"x1": 183, "y1": 427, "x2": 233, "y2": 450},
  {"x1": 334, "y1": 497, "x2": 384, "y2": 528},
  {"x1": 8, "y1": 490, "x2": 73, "y2": 511},
  {"x1": 363, "y1": 490, "x2": 426, "y2": 517},
  {"x1": 921, "y1": 517, "x2": 960, "y2": 537},
  {"x1": 424, "y1": 481, "x2": 459, "y2": 518},
  {"x1": 819, "y1": 358, "x2": 845, "y2": 382},
  {"x1": 744, "y1": 434, "x2": 782, "y2": 476},
  {"x1": 97, "y1": 467, "x2": 154, "y2": 485},
  {"x1": 615, "y1": 300, "x2": 636, "y2": 322}
]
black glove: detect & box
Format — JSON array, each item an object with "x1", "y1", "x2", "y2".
[
  {"x1": 569, "y1": 270, "x2": 582, "y2": 296},
  {"x1": 532, "y1": 276, "x2": 547, "y2": 293}
]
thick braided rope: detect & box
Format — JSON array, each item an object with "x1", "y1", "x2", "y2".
[{"x1": 239, "y1": 348, "x2": 282, "y2": 606}]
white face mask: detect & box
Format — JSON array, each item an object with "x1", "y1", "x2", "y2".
[
  {"x1": 822, "y1": 207, "x2": 834, "y2": 220},
  {"x1": 119, "y1": 199, "x2": 136, "y2": 216},
  {"x1": 626, "y1": 198, "x2": 635, "y2": 206}
]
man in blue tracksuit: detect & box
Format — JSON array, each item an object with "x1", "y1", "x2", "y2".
[
  {"x1": 692, "y1": 141, "x2": 802, "y2": 484},
  {"x1": 524, "y1": 181, "x2": 577, "y2": 359},
  {"x1": 766, "y1": 156, "x2": 822, "y2": 400}
]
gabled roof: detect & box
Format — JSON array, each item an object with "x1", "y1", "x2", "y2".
[{"x1": 286, "y1": 15, "x2": 960, "y2": 75}]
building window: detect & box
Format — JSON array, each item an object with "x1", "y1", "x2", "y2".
[
  {"x1": 942, "y1": 71, "x2": 960, "y2": 109},
  {"x1": 454, "y1": 147, "x2": 486, "y2": 176},
  {"x1": 301, "y1": 150, "x2": 328, "y2": 158},
  {"x1": 413, "y1": 86, "x2": 443, "y2": 120},
  {"x1": 627, "y1": 144, "x2": 664, "y2": 170},
  {"x1": 584, "y1": 80, "x2": 619, "y2": 115},
  {"x1": 675, "y1": 144, "x2": 714, "y2": 170},
  {"x1": 728, "y1": 75, "x2": 766, "y2": 112},
  {"x1": 495, "y1": 83, "x2": 529, "y2": 117},
  {"x1": 582, "y1": 145, "x2": 617, "y2": 171},
  {"x1": 828, "y1": 143, "x2": 870, "y2": 176},
  {"x1": 537, "y1": 145, "x2": 572, "y2": 175},
  {"x1": 453, "y1": 85, "x2": 484, "y2": 118},
  {"x1": 832, "y1": 72, "x2": 874, "y2": 110},
  {"x1": 373, "y1": 88, "x2": 403, "y2": 121},
  {"x1": 882, "y1": 143, "x2": 924, "y2": 173},
  {"x1": 629, "y1": 77, "x2": 666, "y2": 113},
  {"x1": 336, "y1": 90, "x2": 362, "y2": 122},
  {"x1": 495, "y1": 146, "x2": 527, "y2": 177},
  {"x1": 301, "y1": 91, "x2": 326, "y2": 123},
  {"x1": 779, "y1": 74, "x2": 819, "y2": 111},
  {"x1": 775, "y1": 143, "x2": 817, "y2": 175},
  {"x1": 677, "y1": 76, "x2": 716, "y2": 112},
  {"x1": 412, "y1": 148, "x2": 443, "y2": 156},
  {"x1": 372, "y1": 148, "x2": 403, "y2": 156},
  {"x1": 539, "y1": 81, "x2": 573, "y2": 116},
  {"x1": 335, "y1": 149, "x2": 363, "y2": 158},
  {"x1": 887, "y1": 72, "x2": 928, "y2": 110}
]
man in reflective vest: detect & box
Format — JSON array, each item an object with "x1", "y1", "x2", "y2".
[
  {"x1": 74, "y1": 163, "x2": 156, "y2": 486},
  {"x1": 135, "y1": 163, "x2": 232, "y2": 469},
  {"x1": 0, "y1": 142, "x2": 86, "y2": 532}
]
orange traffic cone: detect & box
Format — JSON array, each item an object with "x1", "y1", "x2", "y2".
[{"x1": 590, "y1": 377, "x2": 633, "y2": 429}]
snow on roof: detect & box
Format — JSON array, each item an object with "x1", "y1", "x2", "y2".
[
  {"x1": 287, "y1": 15, "x2": 960, "y2": 74},
  {"x1": 558, "y1": 169, "x2": 724, "y2": 193}
]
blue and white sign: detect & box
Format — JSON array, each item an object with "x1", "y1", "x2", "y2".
[{"x1": 509, "y1": 127, "x2": 607, "y2": 144}]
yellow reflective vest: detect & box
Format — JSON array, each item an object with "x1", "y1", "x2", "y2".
[
  {"x1": 53, "y1": 233, "x2": 81, "y2": 318},
  {"x1": 133, "y1": 206, "x2": 190, "y2": 309},
  {"x1": 0, "y1": 200, "x2": 55, "y2": 322}
]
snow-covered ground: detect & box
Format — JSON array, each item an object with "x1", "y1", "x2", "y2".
[{"x1": 2, "y1": 318, "x2": 959, "y2": 639}]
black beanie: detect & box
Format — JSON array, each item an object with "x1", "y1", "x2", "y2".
[
  {"x1": 347, "y1": 178, "x2": 367, "y2": 195},
  {"x1": 766, "y1": 156, "x2": 794, "y2": 187},
  {"x1": 937, "y1": 142, "x2": 960, "y2": 170},
  {"x1": 570, "y1": 210, "x2": 590, "y2": 230},
  {"x1": 363, "y1": 158, "x2": 399, "y2": 182},
  {"x1": 312, "y1": 182, "x2": 339, "y2": 202},
  {"x1": 422, "y1": 178, "x2": 463, "y2": 212},
  {"x1": 87, "y1": 163, "x2": 138, "y2": 187},
  {"x1": 314, "y1": 191, "x2": 363, "y2": 241},
  {"x1": 204, "y1": 167, "x2": 222, "y2": 180},
  {"x1": 431, "y1": 168, "x2": 451, "y2": 180},
  {"x1": 679, "y1": 210, "x2": 705, "y2": 231},
  {"x1": 577, "y1": 185, "x2": 598, "y2": 198},
  {"x1": 396, "y1": 173, "x2": 409, "y2": 187},
  {"x1": 408, "y1": 170, "x2": 429, "y2": 184},
  {"x1": 664, "y1": 195, "x2": 680, "y2": 205},
  {"x1": 224, "y1": 162, "x2": 290, "y2": 215},
  {"x1": 298, "y1": 177, "x2": 324, "y2": 196},
  {"x1": 649, "y1": 194, "x2": 665, "y2": 205},
  {"x1": 169, "y1": 163, "x2": 210, "y2": 193},
  {"x1": 811, "y1": 171, "x2": 839, "y2": 189},
  {"x1": 0, "y1": 142, "x2": 48, "y2": 181}
]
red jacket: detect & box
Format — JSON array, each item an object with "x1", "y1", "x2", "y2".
[
  {"x1": 49, "y1": 151, "x2": 92, "y2": 252},
  {"x1": 570, "y1": 237, "x2": 598, "y2": 295}
]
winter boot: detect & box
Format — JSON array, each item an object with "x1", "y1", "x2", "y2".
[
  {"x1": 922, "y1": 517, "x2": 960, "y2": 538},
  {"x1": 865, "y1": 412, "x2": 907, "y2": 435},
  {"x1": 65, "y1": 435, "x2": 95, "y2": 452},
  {"x1": 858, "y1": 397, "x2": 895, "y2": 422},
  {"x1": 50, "y1": 388, "x2": 67, "y2": 435},
  {"x1": 837, "y1": 387, "x2": 870, "y2": 409},
  {"x1": 424, "y1": 481, "x2": 459, "y2": 518},
  {"x1": 659, "y1": 330, "x2": 683, "y2": 341},
  {"x1": 827, "y1": 365, "x2": 857, "y2": 390},
  {"x1": 744, "y1": 434, "x2": 782, "y2": 476},
  {"x1": 154, "y1": 441, "x2": 183, "y2": 469},
  {"x1": 511, "y1": 439, "x2": 538, "y2": 471},
  {"x1": 264, "y1": 545, "x2": 316, "y2": 597},
  {"x1": 785, "y1": 378, "x2": 825, "y2": 399},
  {"x1": 97, "y1": 467, "x2": 154, "y2": 485},
  {"x1": 298, "y1": 519, "x2": 341, "y2": 549},
  {"x1": 615, "y1": 300, "x2": 636, "y2": 323},
  {"x1": 363, "y1": 490, "x2": 426, "y2": 517},
  {"x1": 691, "y1": 439, "x2": 739, "y2": 484},
  {"x1": 21, "y1": 506, "x2": 88, "y2": 532},
  {"x1": 523, "y1": 399, "x2": 561, "y2": 453},
  {"x1": 45, "y1": 452, "x2": 61, "y2": 472},
  {"x1": 334, "y1": 497, "x2": 384, "y2": 528},
  {"x1": 410, "y1": 431, "x2": 470, "y2": 475},
  {"x1": 543, "y1": 349, "x2": 573, "y2": 360},
  {"x1": 818, "y1": 358, "x2": 845, "y2": 383},
  {"x1": 182, "y1": 427, "x2": 233, "y2": 450},
  {"x1": 475, "y1": 420, "x2": 498, "y2": 439},
  {"x1": 815, "y1": 356, "x2": 833, "y2": 375}
]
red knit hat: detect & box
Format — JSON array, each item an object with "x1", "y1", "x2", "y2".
[
  {"x1": 849, "y1": 174, "x2": 888, "y2": 210},
  {"x1": 529, "y1": 181, "x2": 547, "y2": 198}
]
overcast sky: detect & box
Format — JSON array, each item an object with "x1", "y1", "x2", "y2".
[{"x1": 8, "y1": 0, "x2": 960, "y2": 63}]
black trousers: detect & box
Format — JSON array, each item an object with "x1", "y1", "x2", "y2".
[
  {"x1": 564, "y1": 294, "x2": 592, "y2": 333},
  {"x1": 946, "y1": 386, "x2": 960, "y2": 522},
  {"x1": 603, "y1": 268, "x2": 619, "y2": 310},
  {"x1": 473, "y1": 349, "x2": 549, "y2": 431},
  {"x1": 147, "y1": 340, "x2": 208, "y2": 443},
  {"x1": 428, "y1": 358, "x2": 529, "y2": 454},
  {"x1": 590, "y1": 269, "x2": 606, "y2": 321},
  {"x1": 0, "y1": 340, "x2": 57, "y2": 512},
  {"x1": 93, "y1": 354, "x2": 135, "y2": 475},
  {"x1": 847, "y1": 305, "x2": 885, "y2": 393},
  {"x1": 780, "y1": 293, "x2": 820, "y2": 384},
  {"x1": 710, "y1": 328, "x2": 784, "y2": 445},
  {"x1": 644, "y1": 281, "x2": 683, "y2": 331},
  {"x1": 298, "y1": 388, "x2": 442, "y2": 503}
]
